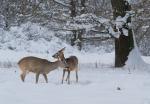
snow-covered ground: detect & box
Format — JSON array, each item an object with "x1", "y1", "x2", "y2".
[
  {"x1": 0, "y1": 49, "x2": 150, "y2": 104},
  {"x1": 0, "y1": 58, "x2": 150, "y2": 104},
  {"x1": 0, "y1": 23, "x2": 150, "y2": 104}
]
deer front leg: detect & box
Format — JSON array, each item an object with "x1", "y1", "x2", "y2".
[
  {"x1": 76, "y1": 70, "x2": 78, "y2": 83},
  {"x1": 43, "y1": 74, "x2": 48, "y2": 83},
  {"x1": 36, "y1": 73, "x2": 40, "y2": 84},
  {"x1": 62, "y1": 70, "x2": 66, "y2": 84},
  {"x1": 67, "y1": 70, "x2": 70, "y2": 84},
  {"x1": 20, "y1": 72, "x2": 26, "y2": 82},
  {"x1": 65, "y1": 72, "x2": 69, "y2": 82},
  {"x1": 65, "y1": 68, "x2": 69, "y2": 82}
]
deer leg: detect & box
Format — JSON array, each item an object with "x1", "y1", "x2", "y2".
[
  {"x1": 20, "y1": 72, "x2": 26, "y2": 82},
  {"x1": 65, "y1": 68, "x2": 69, "y2": 81},
  {"x1": 62, "y1": 70, "x2": 66, "y2": 84},
  {"x1": 43, "y1": 74, "x2": 48, "y2": 83},
  {"x1": 36, "y1": 73, "x2": 40, "y2": 84},
  {"x1": 67, "y1": 70, "x2": 70, "y2": 84},
  {"x1": 65, "y1": 71, "x2": 69, "y2": 81},
  {"x1": 65, "y1": 77, "x2": 68, "y2": 81},
  {"x1": 76, "y1": 70, "x2": 78, "y2": 83}
]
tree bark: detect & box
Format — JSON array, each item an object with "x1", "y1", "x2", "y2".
[
  {"x1": 80, "y1": 0, "x2": 86, "y2": 14},
  {"x1": 71, "y1": 29, "x2": 83, "y2": 50},
  {"x1": 70, "y1": 0, "x2": 83, "y2": 50},
  {"x1": 111, "y1": 0, "x2": 134, "y2": 67},
  {"x1": 70, "y1": 0, "x2": 77, "y2": 17}
]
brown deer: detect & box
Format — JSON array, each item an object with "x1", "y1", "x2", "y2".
[
  {"x1": 18, "y1": 56, "x2": 67, "y2": 83},
  {"x1": 52, "y1": 47, "x2": 78, "y2": 84}
]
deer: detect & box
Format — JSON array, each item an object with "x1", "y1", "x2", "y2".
[
  {"x1": 52, "y1": 47, "x2": 78, "y2": 84},
  {"x1": 18, "y1": 56, "x2": 68, "y2": 83}
]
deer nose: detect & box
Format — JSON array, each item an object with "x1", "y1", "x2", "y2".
[
  {"x1": 52, "y1": 54, "x2": 56, "y2": 58},
  {"x1": 65, "y1": 66, "x2": 69, "y2": 69}
]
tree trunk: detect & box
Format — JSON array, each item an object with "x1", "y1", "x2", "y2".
[
  {"x1": 70, "y1": 0, "x2": 77, "y2": 17},
  {"x1": 71, "y1": 30, "x2": 77, "y2": 46},
  {"x1": 71, "y1": 29, "x2": 83, "y2": 50},
  {"x1": 70, "y1": 0, "x2": 83, "y2": 50},
  {"x1": 80, "y1": 0, "x2": 86, "y2": 14},
  {"x1": 111, "y1": 0, "x2": 134, "y2": 67}
]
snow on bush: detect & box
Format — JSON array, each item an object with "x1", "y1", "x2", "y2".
[
  {"x1": 0, "y1": 22, "x2": 76, "y2": 54},
  {"x1": 125, "y1": 47, "x2": 149, "y2": 71},
  {"x1": 125, "y1": 32, "x2": 150, "y2": 71}
]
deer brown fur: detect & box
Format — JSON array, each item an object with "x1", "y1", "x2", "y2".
[
  {"x1": 18, "y1": 56, "x2": 67, "y2": 83},
  {"x1": 52, "y1": 48, "x2": 79, "y2": 84}
]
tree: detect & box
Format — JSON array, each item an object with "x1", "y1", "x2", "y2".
[
  {"x1": 69, "y1": 0, "x2": 83, "y2": 50},
  {"x1": 111, "y1": 0, "x2": 134, "y2": 67},
  {"x1": 132, "y1": 0, "x2": 150, "y2": 55}
]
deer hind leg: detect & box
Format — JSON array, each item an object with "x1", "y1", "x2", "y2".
[
  {"x1": 65, "y1": 71, "x2": 69, "y2": 82},
  {"x1": 36, "y1": 73, "x2": 40, "y2": 84},
  {"x1": 20, "y1": 71, "x2": 26, "y2": 82},
  {"x1": 67, "y1": 70, "x2": 70, "y2": 84},
  {"x1": 65, "y1": 68, "x2": 69, "y2": 82},
  {"x1": 62, "y1": 70, "x2": 66, "y2": 84},
  {"x1": 76, "y1": 70, "x2": 78, "y2": 83},
  {"x1": 43, "y1": 74, "x2": 48, "y2": 83}
]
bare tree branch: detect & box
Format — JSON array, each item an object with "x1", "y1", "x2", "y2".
[{"x1": 53, "y1": 0, "x2": 70, "y2": 8}]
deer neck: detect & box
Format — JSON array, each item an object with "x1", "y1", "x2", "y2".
[{"x1": 48, "y1": 60, "x2": 61, "y2": 71}]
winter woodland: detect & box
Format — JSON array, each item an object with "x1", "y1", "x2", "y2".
[{"x1": 0, "y1": 0, "x2": 150, "y2": 104}]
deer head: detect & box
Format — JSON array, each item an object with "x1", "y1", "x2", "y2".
[{"x1": 52, "y1": 47, "x2": 68, "y2": 67}]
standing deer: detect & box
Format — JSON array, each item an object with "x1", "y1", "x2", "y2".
[
  {"x1": 18, "y1": 56, "x2": 67, "y2": 83},
  {"x1": 52, "y1": 47, "x2": 79, "y2": 84}
]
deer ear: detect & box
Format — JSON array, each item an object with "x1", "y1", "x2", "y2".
[{"x1": 60, "y1": 47, "x2": 65, "y2": 52}]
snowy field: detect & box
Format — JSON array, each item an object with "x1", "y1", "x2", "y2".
[
  {"x1": 0, "y1": 51, "x2": 150, "y2": 104},
  {"x1": 0, "y1": 23, "x2": 150, "y2": 104}
]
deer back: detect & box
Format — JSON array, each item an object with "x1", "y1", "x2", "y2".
[
  {"x1": 66, "y1": 56, "x2": 78, "y2": 71},
  {"x1": 18, "y1": 57, "x2": 51, "y2": 73}
]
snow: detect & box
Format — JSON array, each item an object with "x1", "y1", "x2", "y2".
[
  {"x1": 127, "y1": 0, "x2": 141, "y2": 4},
  {"x1": 107, "y1": 14, "x2": 130, "y2": 38},
  {"x1": 122, "y1": 28, "x2": 128, "y2": 36},
  {"x1": 0, "y1": 47, "x2": 150, "y2": 104},
  {"x1": 125, "y1": 30, "x2": 150, "y2": 71},
  {"x1": 125, "y1": 47, "x2": 150, "y2": 71},
  {"x1": 0, "y1": 22, "x2": 75, "y2": 54},
  {"x1": 66, "y1": 13, "x2": 110, "y2": 32},
  {"x1": 0, "y1": 22, "x2": 150, "y2": 104},
  {"x1": 108, "y1": 26, "x2": 120, "y2": 38},
  {"x1": 0, "y1": 61, "x2": 150, "y2": 104}
]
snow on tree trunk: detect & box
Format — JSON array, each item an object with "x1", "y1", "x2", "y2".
[
  {"x1": 111, "y1": 0, "x2": 134, "y2": 67},
  {"x1": 110, "y1": 0, "x2": 150, "y2": 70},
  {"x1": 125, "y1": 31, "x2": 150, "y2": 71}
]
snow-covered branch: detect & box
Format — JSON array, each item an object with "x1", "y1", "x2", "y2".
[{"x1": 53, "y1": 0, "x2": 70, "y2": 8}]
